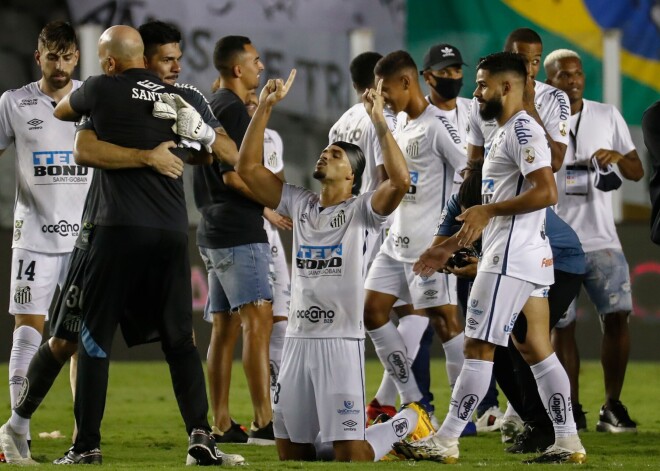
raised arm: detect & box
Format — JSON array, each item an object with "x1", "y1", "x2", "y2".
[
  {"x1": 367, "y1": 80, "x2": 410, "y2": 216},
  {"x1": 235, "y1": 70, "x2": 297, "y2": 209},
  {"x1": 53, "y1": 92, "x2": 80, "y2": 121}
]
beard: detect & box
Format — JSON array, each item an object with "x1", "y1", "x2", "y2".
[
  {"x1": 45, "y1": 71, "x2": 72, "y2": 90},
  {"x1": 312, "y1": 169, "x2": 325, "y2": 180},
  {"x1": 478, "y1": 95, "x2": 503, "y2": 121}
]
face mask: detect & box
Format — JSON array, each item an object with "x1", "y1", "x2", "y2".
[{"x1": 431, "y1": 76, "x2": 463, "y2": 99}]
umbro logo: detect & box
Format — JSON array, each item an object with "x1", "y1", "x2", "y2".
[
  {"x1": 27, "y1": 118, "x2": 43, "y2": 130},
  {"x1": 424, "y1": 289, "x2": 438, "y2": 297},
  {"x1": 342, "y1": 420, "x2": 357, "y2": 428},
  {"x1": 441, "y1": 46, "x2": 455, "y2": 57}
]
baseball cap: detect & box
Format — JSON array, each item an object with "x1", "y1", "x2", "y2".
[
  {"x1": 592, "y1": 157, "x2": 622, "y2": 192},
  {"x1": 421, "y1": 44, "x2": 467, "y2": 75}
]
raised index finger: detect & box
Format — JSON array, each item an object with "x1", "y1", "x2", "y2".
[
  {"x1": 376, "y1": 78, "x2": 383, "y2": 95},
  {"x1": 283, "y1": 69, "x2": 297, "y2": 93}
]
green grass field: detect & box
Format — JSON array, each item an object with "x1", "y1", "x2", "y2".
[{"x1": 1, "y1": 360, "x2": 659, "y2": 469}]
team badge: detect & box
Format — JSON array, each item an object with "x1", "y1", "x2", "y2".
[
  {"x1": 559, "y1": 121, "x2": 568, "y2": 137},
  {"x1": 523, "y1": 147, "x2": 536, "y2": 163}
]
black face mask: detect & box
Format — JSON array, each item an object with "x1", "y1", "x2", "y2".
[{"x1": 431, "y1": 76, "x2": 463, "y2": 99}]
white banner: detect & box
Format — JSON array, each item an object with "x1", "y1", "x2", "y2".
[{"x1": 65, "y1": 0, "x2": 404, "y2": 120}]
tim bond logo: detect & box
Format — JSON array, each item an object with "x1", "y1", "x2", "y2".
[
  {"x1": 481, "y1": 178, "x2": 494, "y2": 204},
  {"x1": 27, "y1": 118, "x2": 43, "y2": 129},
  {"x1": 296, "y1": 244, "x2": 343, "y2": 276},
  {"x1": 42, "y1": 220, "x2": 79, "y2": 237},
  {"x1": 404, "y1": 171, "x2": 418, "y2": 202},
  {"x1": 387, "y1": 351, "x2": 409, "y2": 383},
  {"x1": 392, "y1": 418, "x2": 409, "y2": 438},
  {"x1": 548, "y1": 393, "x2": 566, "y2": 424},
  {"x1": 330, "y1": 209, "x2": 346, "y2": 228},
  {"x1": 32, "y1": 150, "x2": 89, "y2": 182},
  {"x1": 295, "y1": 305, "x2": 335, "y2": 324},
  {"x1": 458, "y1": 394, "x2": 478, "y2": 420}
]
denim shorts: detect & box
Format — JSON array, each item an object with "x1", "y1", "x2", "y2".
[
  {"x1": 557, "y1": 248, "x2": 632, "y2": 327},
  {"x1": 199, "y1": 243, "x2": 273, "y2": 318}
]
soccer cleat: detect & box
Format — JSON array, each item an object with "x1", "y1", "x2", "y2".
[
  {"x1": 403, "y1": 402, "x2": 436, "y2": 442},
  {"x1": 0, "y1": 422, "x2": 38, "y2": 465},
  {"x1": 53, "y1": 446, "x2": 103, "y2": 465},
  {"x1": 392, "y1": 434, "x2": 459, "y2": 464},
  {"x1": 573, "y1": 403, "x2": 588, "y2": 431},
  {"x1": 505, "y1": 423, "x2": 554, "y2": 454},
  {"x1": 475, "y1": 406, "x2": 504, "y2": 432},
  {"x1": 500, "y1": 415, "x2": 525, "y2": 443},
  {"x1": 596, "y1": 400, "x2": 637, "y2": 433},
  {"x1": 212, "y1": 421, "x2": 248, "y2": 444},
  {"x1": 188, "y1": 428, "x2": 222, "y2": 466},
  {"x1": 185, "y1": 449, "x2": 246, "y2": 466},
  {"x1": 524, "y1": 442, "x2": 586, "y2": 464},
  {"x1": 366, "y1": 398, "x2": 397, "y2": 425},
  {"x1": 247, "y1": 421, "x2": 275, "y2": 446}
]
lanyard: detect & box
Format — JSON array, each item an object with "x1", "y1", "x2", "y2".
[{"x1": 569, "y1": 103, "x2": 584, "y2": 160}]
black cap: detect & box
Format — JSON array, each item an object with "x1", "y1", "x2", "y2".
[{"x1": 421, "y1": 44, "x2": 466, "y2": 75}]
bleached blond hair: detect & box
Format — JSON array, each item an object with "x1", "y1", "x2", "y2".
[{"x1": 544, "y1": 49, "x2": 581, "y2": 73}]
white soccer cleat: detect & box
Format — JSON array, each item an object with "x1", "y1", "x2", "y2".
[
  {"x1": 524, "y1": 438, "x2": 587, "y2": 464},
  {"x1": 476, "y1": 405, "x2": 504, "y2": 432},
  {"x1": 392, "y1": 434, "x2": 459, "y2": 463},
  {"x1": 500, "y1": 415, "x2": 525, "y2": 443},
  {"x1": 185, "y1": 450, "x2": 247, "y2": 466},
  {"x1": 0, "y1": 421, "x2": 38, "y2": 465}
]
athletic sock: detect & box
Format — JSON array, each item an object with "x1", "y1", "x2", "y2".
[
  {"x1": 366, "y1": 407, "x2": 418, "y2": 461},
  {"x1": 438, "y1": 359, "x2": 493, "y2": 438},
  {"x1": 269, "y1": 320, "x2": 287, "y2": 401},
  {"x1": 530, "y1": 353, "x2": 577, "y2": 438},
  {"x1": 374, "y1": 315, "x2": 428, "y2": 406},
  {"x1": 442, "y1": 332, "x2": 465, "y2": 388},
  {"x1": 9, "y1": 326, "x2": 42, "y2": 411},
  {"x1": 503, "y1": 401, "x2": 520, "y2": 419},
  {"x1": 368, "y1": 321, "x2": 421, "y2": 404}
]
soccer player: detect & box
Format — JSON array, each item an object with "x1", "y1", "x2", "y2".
[
  {"x1": 395, "y1": 52, "x2": 586, "y2": 464},
  {"x1": 49, "y1": 25, "x2": 232, "y2": 465},
  {"x1": 197, "y1": 36, "x2": 274, "y2": 444},
  {"x1": 362, "y1": 51, "x2": 466, "y2": 417},
  {"x1": 0, "y1": 21, "x2": 89, "y2": 463},
  {"x1": 237, "y1": 68, "x2": 434, "y2": 462},
  {"x1": 545, "y1": 48, "x2": 644, "y2": 433}
]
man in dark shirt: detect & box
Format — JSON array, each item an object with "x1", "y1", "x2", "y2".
[
  {"x1": 194, "y1": 36, "x2": 274, "y2": 444},
  {"x1": 51, "y1": 25, "x2": 229, "y2": 466}
]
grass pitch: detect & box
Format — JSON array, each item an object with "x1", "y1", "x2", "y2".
[{"x1": 1, "y1": 359, "x2": 659, "y2": 469}]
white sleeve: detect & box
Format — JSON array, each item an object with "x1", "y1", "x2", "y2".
[
  {"x1": 542, "y1": 89, "x2": 570, "y2": 146},
  {"x1": 0, "y1": 91, "x2": 15, "y2": 149},
  {"x1": 264, "y1": 129, "x2": 285, "y2": 173},
  {"x1": 512, "y1": 119, "x2": 552, "y2": 176},
  {"x1": 360, "y1": 191, "x2": 389, "y2": 230},
  {"x1": 467, "y1": 98, "x2": 485, "y2": 147},
  {"x1": 610, "y1": 107, "x2": 636, "y2": 155},
  {"x1": 276, "y1": 183, "x2": 314, "y2": 219},
  {"x1": 371, "y1": 110, "x2": 398, "y2": 167},
  {"x1": 432, "y1": 121, "x2": 467, "y2": 172}
]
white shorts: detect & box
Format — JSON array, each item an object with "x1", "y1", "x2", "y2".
[
  {"x1": 265, "y1": 221, "x2": 291, "y2": 318},
  {"x1": 465, "y1": 271, "x2": 549, "y2": 346},
  {"x1": 273, "y1": 337, "x2": 366, "y2": 443},
  {"x1": 364, "y1": 251, "x2": 456, "y2": 309},
  {"x1": 9, "y1": 248, "x2": 71, "y2": 317}
]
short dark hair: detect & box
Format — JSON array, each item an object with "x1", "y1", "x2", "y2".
[
  {"x1": 37, "y1": 21, "x2": 78, "y2": 53},
  {"x1": 503, "y1": 28, "x2": 543, "y2": 52},
  {"x1": 477, "y1": 52, "x2": 528, "y2": 81},
  {"x1": 213, "y1": 35, "x2": 252, "y2": 75},
  {"x1": 138, "y1": 21, "x2": 182, "y2": 58},
  {"x1": 350, "y1": 52, "x2": 382, "y2": 91},
  {"x1": 374, "y1": 50, "x2": 418, "y2": 79}
]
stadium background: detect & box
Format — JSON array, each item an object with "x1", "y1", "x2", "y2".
[{"x1": 0, "y1": 0, "x2": 658, "y2": 361}]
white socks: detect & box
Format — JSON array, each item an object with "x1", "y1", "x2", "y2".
[
  {"x1": 442, "y1": 332, "x2": 465, "y2": 388},
  {"x1": 368, "y1": 321, "x2": 422, "y2": 404},
  {"x1": 269, "y1": 320, "x2": 287, "y2": 401},
  {"x1": 366, "y1": 407, "x2": 418, "y2": 461},
  {"x1": 374, "y1": 315, "x2": 428, "y2": 406},
  {"x1": 438, "y1": 359, "x2": 493, "y2": 438},
  {"x1": 530, "y1": 353, "x2": 577, "y2": 438},
  {"x1": 9, "y1": 326, "x2": 42, "y2": 409},
  {"x1": 503, "y1": 401, "x2": 520, "y2": 419}
]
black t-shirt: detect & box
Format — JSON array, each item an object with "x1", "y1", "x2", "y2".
[
  {"x1": 193, "y1": 88, "x2": 267, "y2": 248},
  {"x1": 69, "y1": 69, "x2": 215, "y2": 234}
]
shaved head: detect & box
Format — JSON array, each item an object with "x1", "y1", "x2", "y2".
[{"x1": 98, "y1": 25, "x2": 144, "y2": 71}]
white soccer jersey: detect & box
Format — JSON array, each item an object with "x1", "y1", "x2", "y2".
[
  {"x1": 380, "y1": 103, "x2": 466, "y2": 263},
  {"x1": 276, "y1": 184, "x2": 387, "y2": 339},
  {"x1": 467, "y1": 80, "x2": 570, "y2": 151},
  {"x1": 328, "y1": 103, "x2": 397, "y2": 194},
  {"x1": 264, "y1": 128, "x2": 284, "y2": 174},
  {"x1": 0, "y1": 81, "x2": 91, "y2": 253},
  {"x1": 555, "y1": 99, "x2": 636, "y2": 252},
  {"x1": 479, "y1": 111, "x2": 554, "y2": 285}
]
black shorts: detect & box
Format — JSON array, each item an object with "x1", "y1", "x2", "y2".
[
  {"x1": 80, "y1": 226, "x2": 193, "y2": 356},
  {"x1": 49, "y1": 246, "x2": 87, "y2": 342}
]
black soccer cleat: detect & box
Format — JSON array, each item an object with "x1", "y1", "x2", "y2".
[
  {"x1": 247, "y1": 421, "x2": 275, "y2": 446},
  {"x1": 596, "y1": 400, "x2": 637, "y2": 433},
  {"x1": 53, "y1": 446, "x2": 102, "y2": 465},
  {"x1": 188, "y1": 428, "x2": 222, "y2": 466}
]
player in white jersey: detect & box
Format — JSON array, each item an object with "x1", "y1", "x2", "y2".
[
  {"x1": 244, "y1": 91, "x2": 292, "y2": 403},
  {"x1": 362, "y1": 51, "x2": 466, "y2": 418},
  {"x1": 467, "y1": 28, "x2": 570, "y2": 172},
  {"x1": 236, "y1": 70, "x2": 435, "y2": 461},
  {"x1": 396, "y1": 52, "x2": 585, "y2": 464},
  {"x1": 544, "y1": 49, "x2": 643, "y2": 433},
  {"x1": 0, "y1": 22, "x2": 89, "y2": 459}
]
